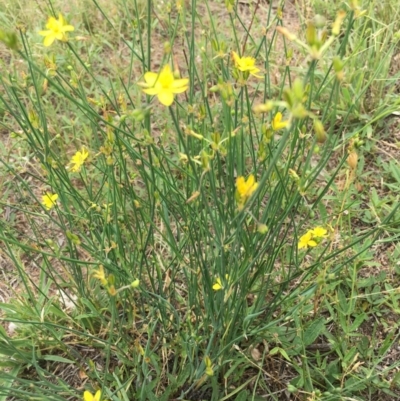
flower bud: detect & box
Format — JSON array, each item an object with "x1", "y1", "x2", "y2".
[
  {"x1": 332, "y1": 10, "x2": 346, "y2": 36},
  {"x1": 288, "y1": 169, "x2": 300, "y2": 181},
  {"x1": 306, "y1": 21, "x2": 318, "y2": 47},
  {"x1": 131, "y1": 109, "x2": 146, "y2": 121},
  {"x1": 131, "y1": 279, "x2": 140, "y2": 288},
  {"x1": 347, "y1": 151, "x2": 358, "y2": 170},
  {"x1": 164, "y1": 41, "x2": 171, "y2": 54},
  {"x1": 253, "y1": 101, "x2": 274, "y2": 114},
  {"x1": 186, "y1": 191, "x2": 200, "y2": 203},
  {"x1": 314, "y1": 15, "x2": 326, "y2": 29},
  {"x1": 257, "y1": 224, "x2": 268, "y2": 234},
  {"x1": 276, "y1": 26, "x2": 297, "y2": 41},
  {"x1": 333, "y1": 56, "x2": 344, "y2": 80},
  {"x1": 201, "y1": 150, "x2": 211, "y2": 171},
  {"x1": 0, "y1": 30, "x2": 18, "y2": 50},
  {"x1": 314, "y1": 119, "x2": 327, "y2": 143}
]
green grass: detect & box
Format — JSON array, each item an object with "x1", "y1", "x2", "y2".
[{"x1": 1, "y1": 0, "x2": 400, "y2": 400}]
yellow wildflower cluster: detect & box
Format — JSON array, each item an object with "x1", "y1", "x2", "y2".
[{"x1": 298, "y1": 226, "x2": 327, "y2": 249}]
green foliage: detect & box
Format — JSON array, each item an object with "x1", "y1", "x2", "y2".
[{"x1": 1, "y1": 0, "x2": 400, "y2": 400}]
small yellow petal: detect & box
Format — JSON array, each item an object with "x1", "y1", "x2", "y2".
[
  {"x1": 62, "y1": 24, "x2": 74, "y2": 32},
  {"x1": 232, "y1": 51, "x2": 240, "y2": 64},
  {"x1": 246, "y1": 174, "x2": 255, "y2": 189},
  {"x1": 43, "y1": 34, "x2": 56, "y2": 47},
  {"x1": 143, "y1": 71, "x2": 159, "y2": 86},
  {"x1": 83, "y1": 391, "x2": 94, "y2": 401},
  {"x1": 38, "y1": 30, "x2": 52, "y2": 37},
  {"x1": 272, "y1": 112, "x2": 289, "y2": 131},
  {"x1": 158, "y1": 90, "x2": 174, "y2": 106},
  {"x1": 142, "y1": 87, "x2": 160, "y2": 95}
]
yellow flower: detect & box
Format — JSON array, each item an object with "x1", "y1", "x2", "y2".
[
  {"x1": 138, "y1": 64, "x2": 189, "y2": 106},
  {"x1": 212, "y1": 278, "x2": 223, "y2": 291},
  {"x1": 68, "y1": 148, "x2": 89, "y2": 172},
  {"x1": 298, "y1": 231, "x2": 317, "y2": 249},
  {"x1": 42, "y1": 192, "x2": 58, "y2": 210},
  {"x1": 83, "y1": 390, "x2": 107, "y2": 401},
  {"x1": 231, "y1": 51, "x2": 262, "y2": 78},
  {"x1": 236, "y1": 174, "x2": 258, "y2": 208},
  {"x1": 271, "y1": 112, "x2": 289, "y2": 131},
  {"x1": 312, "y1": 226, "x2": 327, "y2": 238},
  {"x1": 92, "y1": 266, "x2": 107, "y2": 285},
  {"x1": 39, "y1": 14, "x2": 74, "y2": 47},
  {"x1": 212, "y1": 274, "x2": 229, "y2": 291}
]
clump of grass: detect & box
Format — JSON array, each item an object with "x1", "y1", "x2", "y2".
[{"x1": 1, "y1": 1, "x2": 400, "y2": 400}]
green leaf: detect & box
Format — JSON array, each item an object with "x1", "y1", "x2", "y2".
[
  {"x1": 344, "y1": 377, "x2": 366, "y2": 392},
  {"x1": 224, "y1": 357, "x2": 247, "y2": 379},
  {"x1": 42, "y1": 355, "x2": 75, "y2": 364},
  {"x1": 326, "y1": 360, "x2": 340, "y2": 382},
  {"x1": 337, "y1": 288, "x2": 348, "y2": 314},
  {"x1": 303, "y1": 317, "x2": 325, "y2": 346},
  {"x1": 0, "y1": 365, "x2": 21, "y2": 401},
  {"x1": 269, "y1": 347, "x2": 291, "y2": 361},
  {"x1": 234, "y1": 390, "x2": 249, "y2": 401},
  {"x1": 343, "y1": 346, "x2": 357, "y2": 366},
  {"x1": 349, "y1": 313, "x2": 367, "y2": 332}
]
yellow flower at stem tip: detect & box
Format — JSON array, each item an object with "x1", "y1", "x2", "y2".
[
  {"x1": 298, "y1": 231, "x2": 317, "y2": 250},
  {"x1": 83, "y1": 390, "x2": 107, "y2": 401},
  {"x1": 138, "y1": 64, "x2": 189, "y2": 106},
  {"x1": 231, "y1": 51, "x2": 262, "y2": 78},
  {"x1": 39, "y1": 13, "x2": 74, "y2": 47},
  {"x1": 272, "y1": 112, "x2": 289, "y2": 131},
  {"x1": 68, "y1": 147, "x2": 89, "y2": 172},
  {"x1": 236, "y1": 174, "x2": 258, "y2": 207},
  {"x1": 312, "y1": 226, "x2": 327, "y2": 238},
  {"x1": 42, "y1": 192, "x2": 58, "y2": 210}
]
